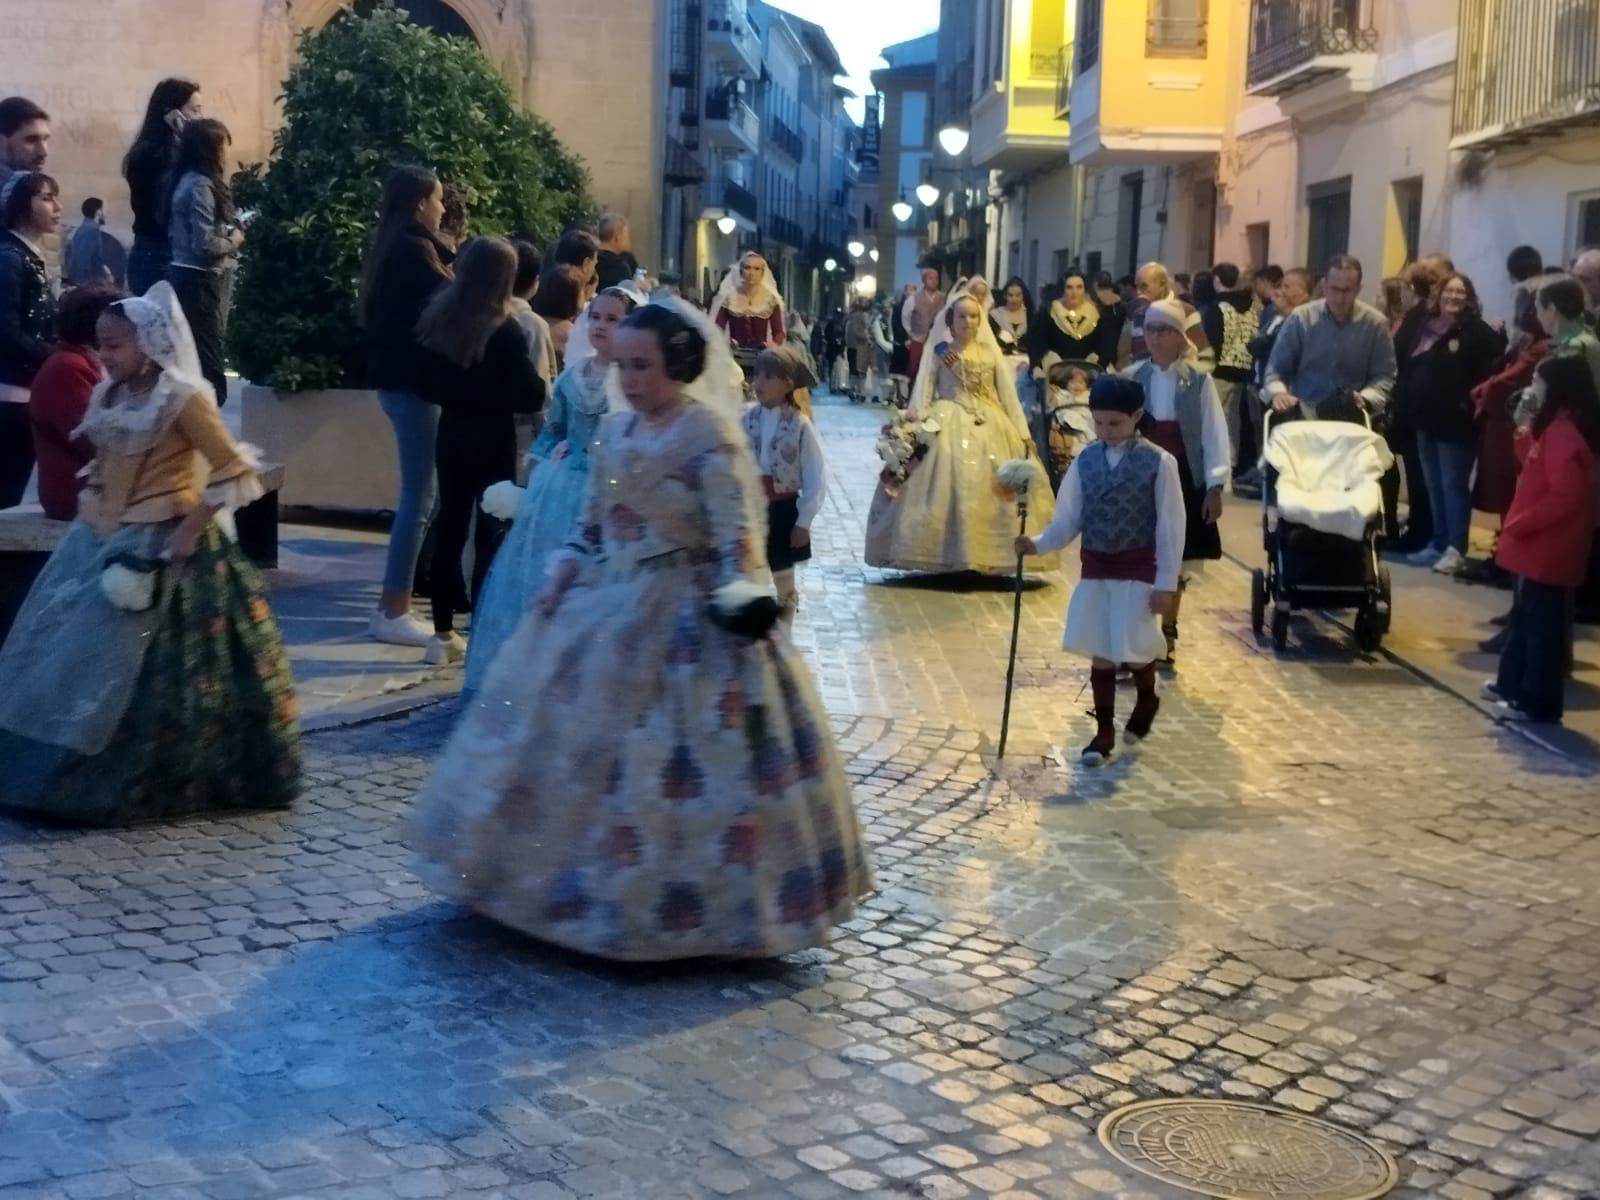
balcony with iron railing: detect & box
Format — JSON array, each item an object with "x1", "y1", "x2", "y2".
[
  {"x1": 770, "y1": 116, "x2": 805, "y2": 162},
  {"x1": 1453, "y1": 0, "x2": 1600, "y2": 148},
  {"x1": 1055, "y1": 43, "x2": 1073, "y2": 119},
  {"x1": 705, "y1": 87, "x2": 761, "y2": 153},
  {"x1": 1247, "y1": 0, "x2": 1378, "y2": 94},
  {"x1": 767, "y1": 214, "x2": 804, "y2": 248},
  {"x1": 720, "y1": 177, "x2": 758, "y2": 223},
  {"x1": 704, "y1": 0, "x2": 763, "y2": 77}
]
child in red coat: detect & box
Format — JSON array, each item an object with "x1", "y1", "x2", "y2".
[
  {"x1": 1488, "y1": 356, "x2": 1600, "y2": 724},
  {"x1": 28, "y1": 285, "x2": 118, "y2": 520}
]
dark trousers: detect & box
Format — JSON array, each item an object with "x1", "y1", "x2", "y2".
[
  {"x1": 0, "y1": 403, "x2": 34, "y2": 509},
  {"x1": 1496, "y1": 577, "x2": 1573, "y2": 722},
  {"x1": 1382, "y1": 426, "x2": 1431, "y2": 546},
  {"x1": 430, "y1": 420, "x2": 515, "y2": 635},
  {"x1": 127, "y1": 236, "x2": 171, "y2": 296},
  {"x1": 168, "y1": 266, "x2": 231, "y2": 405}
]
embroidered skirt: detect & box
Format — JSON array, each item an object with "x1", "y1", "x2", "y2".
[{"x1": 0, "y1": 522, "x2": 300, "y2": 825}]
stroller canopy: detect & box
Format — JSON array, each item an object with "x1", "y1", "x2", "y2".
[{"x1": 1264, "y1": 421, "x2": 1395, "y2": 541}]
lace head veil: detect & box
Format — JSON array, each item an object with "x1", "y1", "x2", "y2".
[
  {"x1": 910, "y1": 283, "x2": 1006, "y2": 410},
  {"x1": 708, "y1": 251, "x2": 783, "y2": 326},
  {"x1": 116, "y1": 281, "x2": 208, "y2": 397},
  {"x1": 609, "y1": 293, "x2": 744, "y2": 424}
]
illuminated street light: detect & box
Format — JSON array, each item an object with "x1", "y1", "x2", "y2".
[
  {"x1": 869, "y1": 248, "x2": 879, "y2": 262},
  {"x1": 824, "y1": 257, "x2": 837, "y2": 271},
  {"x1": 892, "y1": 189, "x2": 913, "y2": 222},
  {"x1": 938, "y1": 125, "x2": 969, "y2": 156},
  {"x1": 915, "y1": 181, "x2": 940, "y2": 207},
  {"x1": 855, "y1": 273, "x2": 878, "y2": 298},
  {"x1": 847, "y1": 239, "x2": 865, "y2": 258},
  {"x1": 715, "y1": 215, "x2": 736, "y2": 235}
]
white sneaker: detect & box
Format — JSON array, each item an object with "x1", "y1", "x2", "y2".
[
  {"x1": 1494, "y1": 700, "x2": 1533, "y2": 724},
  {"x1": 370, "y1": 610, "x2": 434, "y2": 647},
  {"x1": 423, "y1": 632, "x2": 466, "y2": 666},
  {"x1": 1432, "y1": 547, "x2": 1467, "y2": 576},
  {"x1": 1480, "y1": 679, "x2": 1504, "y2": 703}
]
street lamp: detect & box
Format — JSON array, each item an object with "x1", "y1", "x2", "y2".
[
  {"x1": 715, "y1": 215, "x2": 736, "y2": 236},
  {"x1": 869, "y1": 248, "x2": 879, "y2": 262},
  {"x1": 823, "y1": 257, "x2": 837, "y2": 271},
  {"x1": 938, "y1": 125, "x2": 969, "y2": 157},
  {"x1": 915, "y1": 180, "x2": 940, "y2": 207},
  {"x1": 847, "y1": 239, "x2": 865, "y2": 258},
  {"x1": 892, "y1": 190, "x2": 913, "y2": 223}
]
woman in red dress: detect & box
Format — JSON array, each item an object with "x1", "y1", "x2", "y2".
[{"x1": 710, "y1": 251, "x2": 784, "y2": 382}]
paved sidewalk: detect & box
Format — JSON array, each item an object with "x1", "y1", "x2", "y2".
[{"x1": 0, "y1": 392, "x2": 1596, "y2": 1199}]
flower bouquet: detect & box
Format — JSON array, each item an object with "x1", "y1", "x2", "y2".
[{"x1": 875, "y1": 412, "x2": 941, "y2": 497}]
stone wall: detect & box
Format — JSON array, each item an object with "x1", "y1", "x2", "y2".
[{"x1": 0, "y1": 0, "x2": 663, "y2": 263}]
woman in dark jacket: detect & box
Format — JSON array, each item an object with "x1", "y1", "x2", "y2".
[
  {"x1": 0, "y1": 170, "x2": 61, "y2": 508},
  {"x1": 165, "y1": 117, "x2": 242, "y2": 405},
  {"x1": 123, "y1": 77, "x2": 200, "y2": 294},
  {"x1": 1028, "y1": 269, "x2": 1114, "y2": 377},
  {"x1": 412, "y1": 236, "x2": 546, "y2": 666},
  {"x1": 358, "y1": 165, "x2": 453, "y2": 645},
  {"x1": 1398, "y1": 271, "x2": 1505, "y2": 574}
]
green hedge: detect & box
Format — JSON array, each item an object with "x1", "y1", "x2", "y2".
[{"x1": 229, "y1": 5, "x2": 593, "y2": 392}]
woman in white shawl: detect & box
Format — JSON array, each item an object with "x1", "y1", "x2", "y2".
[{"x1": 865, "y1": 283, "x2": 1058, "y2": 575}]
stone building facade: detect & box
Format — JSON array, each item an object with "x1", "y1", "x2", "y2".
[{"x1": 0, "y1": 0, "x2": 666, "y2": 263}]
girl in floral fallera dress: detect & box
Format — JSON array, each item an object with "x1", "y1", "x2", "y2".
[
  {"x1": 0, "y1": 283, "x2": 300, "y2": 825},
  {"x1": 410, "y1": 300, "x2": 871, "y2": 961}
]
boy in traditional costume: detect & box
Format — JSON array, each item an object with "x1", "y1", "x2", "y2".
[{"x1": 1016, "y1": 375, "x2": 1186, "y2": 765}]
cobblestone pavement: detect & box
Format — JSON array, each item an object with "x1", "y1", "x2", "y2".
[{"x1": 2, "y1": 395, "x2": 1598, "y2": 1200}]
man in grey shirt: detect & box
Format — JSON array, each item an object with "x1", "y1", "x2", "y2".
[{"x1": 1264, "y1": 255, "x2": 1396, "y2": 419}]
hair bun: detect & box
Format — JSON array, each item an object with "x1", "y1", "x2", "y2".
[{"x1": 624, "y1": 303, "x2": 708, "y2": 383}]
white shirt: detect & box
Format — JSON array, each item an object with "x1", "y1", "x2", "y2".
[
  {"x1": 1144, "y1": 362, "x2": 1233, "y2": 484},
  {"x1": 1032, "y1": 442, "x2": 1187, "y2": 592},
  {"x1": 509, "y1": 298, "x2": 557, "y2": 383},
  {"x1": 755, "y1": 405, "x2": 827, "y2": 529}
]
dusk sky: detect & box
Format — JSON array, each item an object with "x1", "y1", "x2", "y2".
[{"x1": 772, "y1": 0, "x2": 940, "y2": 121}]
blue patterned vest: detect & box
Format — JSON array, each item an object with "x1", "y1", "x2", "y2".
[
  {"x1": 1127, "y1": 360, "x2": 1208, "y2": 487},
  {"x1": 1078, "y1": 438, "x2": 1162, "y2": 554},
  {"x1": 740, "y1": 402, "x2": 804, "y2": 496}
]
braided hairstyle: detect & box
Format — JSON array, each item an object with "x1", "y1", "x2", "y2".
[{"x1": 623, "y1": 303, "x2": 707, "y2": 383}]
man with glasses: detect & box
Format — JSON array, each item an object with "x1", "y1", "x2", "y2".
[{"x1": 1264, "y1": 254, "x2": 1396, "y2": 421}]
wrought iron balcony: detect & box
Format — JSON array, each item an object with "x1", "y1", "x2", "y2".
[
  {"x1": 770, "y1": 116, "x2": 805, "y2": 162},
  {"x1": 705, "y1": 87, "x2": 761, "y2": 151},
  {"x1": 721, "y1": 178, "x2": 758, "y2": 223},
  {"x1": 1077, "y1": 0, "x2": 1102, "y2": 74},
  {"x1": 1247, "y1": 0, "x2": 1378, "y2": 93},
  {"x1": 767, "y1": 215, "x2": 804, "y2": 248},
  {"x1": 1055, "y1": 42, "x2": 1074, "y2": 119},
  {"x1": 1454, "y1": 0, "x2": 1600, "y2": 147}
]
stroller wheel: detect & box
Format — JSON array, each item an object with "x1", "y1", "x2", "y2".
[
  {"x1": 1271, "y1": 606, "x2": 1291, "y2": 652},
  {"x1": 1354, "y1": 606, "x2": 1383, "y2": 653},
  {"x1": 1378, "y1": 565, "x2": 1393, "y2": 634},
  {"x1": 1250, "y1": 569, "x2": 1267, "y2": 635}
]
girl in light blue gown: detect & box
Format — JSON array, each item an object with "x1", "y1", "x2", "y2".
[{"x1": 464, "y1": 287, "x2": 637, "y2": 692}]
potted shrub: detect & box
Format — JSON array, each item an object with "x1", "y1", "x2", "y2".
[{"x1": 232, "y1": 4, "x2": 592, "y2": 510}]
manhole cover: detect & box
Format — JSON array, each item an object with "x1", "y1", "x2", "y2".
[{"x1": 1098, "y1": 1099, "x2": 1399, "y2": 1199}]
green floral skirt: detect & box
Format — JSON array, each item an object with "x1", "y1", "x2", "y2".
[{"x1": 0, "y1": 523, "x2": 301, "y2": 825}]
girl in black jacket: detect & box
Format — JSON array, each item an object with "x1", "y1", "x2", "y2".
[
  {"x1": 413, "y1": 236, "x2": 546, "y2": 664},
  {"x1": 1397, "y1": 272, "x2": 1505, "y2": 573},
  {"x1": 0, "y1": 170, "x2": 61, "y2": 508},
  {"x1": 358, "y1": 165, "x2": 455, "y2": 645}
]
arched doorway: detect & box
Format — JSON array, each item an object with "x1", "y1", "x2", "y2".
[{"x1": 350, "y1": 0, "x2": 478, "y2": 44}]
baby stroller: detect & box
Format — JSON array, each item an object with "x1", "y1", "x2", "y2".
[{"x1": 1250, "y1": 399, "x2": 1395, "y2": 652}]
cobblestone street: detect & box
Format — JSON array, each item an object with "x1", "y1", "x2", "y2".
[{"x1": 2, "y1": 395, "x2": 1598, "y2": 1199}]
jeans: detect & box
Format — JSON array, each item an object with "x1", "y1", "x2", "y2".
[
  {"x1": 127, "y1": 236, "x2": 170, "y2": 296},
  {"x1": 377, "y1": 389, "x2": 440, "y2": 595},
  {"x1": 168, "y1": 265, "x2": 234, "y2": 405},
  {"x1": 1213, "y1": 377, "x2": 1242, "y2": 469},
  {"x1": 1496, "y1": 577, "x2": 1573, "y2": 721},
  {"x1": 1414, "y1": 433, "x2": 1475, "y2": 554}
]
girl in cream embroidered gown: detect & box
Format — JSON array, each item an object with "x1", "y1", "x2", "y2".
[
  {"x1": 409, "y1": 301, "x2": 870, "y2": 962},
  {"x1": 866, "y1": 290, "x2": 1057, "y2": 575}
]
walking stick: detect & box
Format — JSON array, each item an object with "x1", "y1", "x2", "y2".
[{"x1": 996, "y1": 459, "x2": 1036, "y2": 760}]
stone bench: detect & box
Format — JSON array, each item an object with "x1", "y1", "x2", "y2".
[{"x1": 0, "y1": 463, "x2": 284, "y2": 645}]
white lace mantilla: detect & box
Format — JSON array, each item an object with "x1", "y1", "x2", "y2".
[{"x1": 75, "y1": 374, "x2": 193, "y2": 457}]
